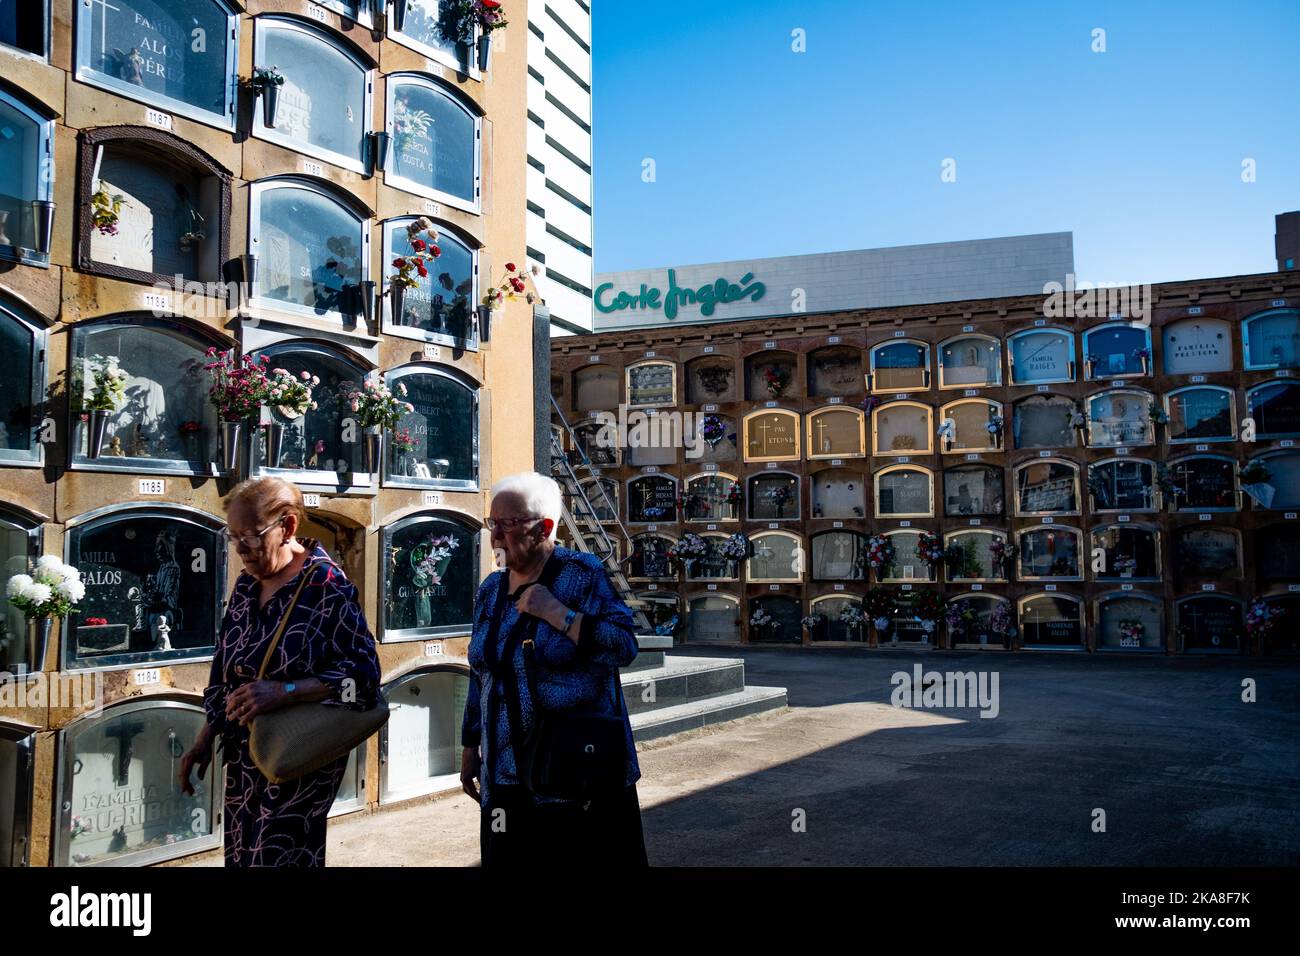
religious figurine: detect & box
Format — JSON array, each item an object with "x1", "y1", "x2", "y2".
[
  {"x1": 108, "y1": 435, "x2": 125, "y2": 457},
  {"x1": 125, "y1": 48, "x2": 145, "y2": 85},
  {"x1": 155, "y1": 618, "x2": 173, "y2": 652}
]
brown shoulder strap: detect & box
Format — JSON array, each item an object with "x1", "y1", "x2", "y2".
[{"x1": 255, "y1": 563, "x2": 320, "y2": 681}]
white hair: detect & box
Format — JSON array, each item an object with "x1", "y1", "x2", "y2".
[{"x1": 491, "y1": 471, "x2": 563, "y2": 542}]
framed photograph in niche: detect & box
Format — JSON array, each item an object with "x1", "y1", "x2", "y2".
[
  {"x1": 806, "y1": 407, "x2": 865, "y2": 459},
  {"x1": 880, "y1": 530, "x2": 933, "y2": 583},
  {"x1": 683, "y1": 473, "x2": 739, "y2": 522},
  {"x1": 1176, "y1": 596, "x2": 1243, "y2": 653},
  {"x1": 1246, "y1": 381, "x2": 1300, "y2": 439},
  {"x1": 686, "y1": 357, "x2": 737, "y2": 404},
  {"x1": 381, "y1": 516, "x2": 478, "y2": 640},
  {"x1": 938, "y1": 335, "x2": 1001, "y2": 388},
  {"x1": 744, "y1": 352, "x2": 798, "y2": 401},
  {"x1": 252, "y1": 17, "x2": 373, "y2": 173},
  {"x1": 1087, "y1": 459, "x2": 1157, "y2": 512},
  {"x1": 747, "y1": 532, "x2": 802, "y2": 582},
  {"x1": 1086, "y1": 390, "x2": 1155, "y2": 447},
  {"x1": 1254, "y1": 525, "x2": 1300, "y2": 582},
  {"x1": 382, "y1": 218, "x2": 476, "y2": 348},
  {"x1": 743, "y1": 409, "x2": 800, "y2": 462},
  {"x1": 943, "y1": 465, "x2": 1005, "y2": 517},
  {"x1": 1096, "y1": 595, "x2": 1163, "y2": 651},
  {"x1": 55, "y1": 701, "x2": 221, "y2": 867},
  {"x1": 78, "y1": 129, "x2": 229, "y2": 287},
  {"x1": 1242, "y1": 308, "x2": 1300, "y2": 371},
  {"x1": 573, "y1": 365, "x2": 620, "y2": 411},
  {"x1": 747, "y1": 472, "x2": 799, "y2": 520},
  {"x1": 1082, "y1": 323, "x2": 1151, "y2": 379},
  {"x1": 1012, "y1": 394, "x2": 1077, "y2": 450},
  {"x1": 70, "y1": 318, "x2": 221, "y2": 474},
  {"x1": 811, "y1": 468, "x2": 866, "y2": 519},
  {"x1": 1162, "y1": 318, "x2": 1232, "y2": 374},
  {"x1": 747, "y1": 596, "x2": 802, "y2": 644},
  {"x1": 627, "y1": 475, "x2": 678, "y2": 524},
  {"x1": 1175, "y1": 527, "x2": 1242, "y2": 580},
  {"x1": 73, "y1": 0, "x2": 238, "y2": 129},
  {"x1": 1014, "y1": 460, "x2": 1079, "y2": 515},
  {"x1": 384, "y1": 75, "x2": 480, "y2": 210},
  {"x1": 810, "y1": 531, "x2": 866, "y2": 581},
  {"x1": 1018, "y1": 593, "x2": 1084, "y2": 649},
  {"x1": 872, "y1": 402, "x2": 932, "y2": 455},
  {"x1": 629, "y1": 534, "x2": 676, "y2": 580},
  {"x1": 626, "y1": 361, "x2": 677, "y2": 408},
  {"x1": 384, "y1": 367, "x2": 478, "y2": 490},
  {"x1": 1017, "y1": 526, "x2": 1083, "y2": 581},
  {"x1": 63, "y1": 506, "x2": 225, "y2": 670},
  {"x1": 807, "y1": 347, "x2": 863, "y2": 397},
  {"x1": 1166, "y1": 386, "x2": 1235, "y2": 443},
  {"x1": 688, "y1": 594, "x2": 740, "y2": 643},
  {"x1": 874, "y1": 465, "x2": 934, "y2": 518},
  {"x1": 1008, "y1": 329, "x2": 1074, "y2": 385},
  {"x1": 1091, "y1": 525, "x2": 1161, "y2": 581},
  {"x1": 1167, "y1": 456, "x2": 1238, "y2": 511}
]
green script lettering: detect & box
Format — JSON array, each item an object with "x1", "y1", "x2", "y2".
[{"x1": 596, "y1": 269, "x2": 764, "y2": 319}]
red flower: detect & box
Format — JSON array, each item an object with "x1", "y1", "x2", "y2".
[
  {"x1": 411, "y1": 238, "x2": 427, "y2": 252},
  {"x1": 393, "y1": 257, "x2": 408, "y2": 268},
  {"x1": 483, "y1": 0, "x2": 501, "y2": 8},
  {"x1": 430, "y1": 244, "x2": 441, "y2": 257},
  {"x1": 416, "y1": 264, "x2": 429, "y2": 278},
  {"x1": 505, "y1": 261, "x2": 516, "y2": 272}
]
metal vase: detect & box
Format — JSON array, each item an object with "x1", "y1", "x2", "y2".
[
  {"x1": 30, "y1": 199, "x2": 56, "y2": 256},
  {"x1": 392, "y1": 0, "x2": 408, "y2": 32},
  {"x1": 364, "y1": 427, "x2": 383, "y2": 474},
  {"x1": 477, "y1": 34, "x2": 492, "y2": 71},
  {"x1": 372, "y1": 131, "x2": 391, "y2": 172},
  {"x1": 219, "y1": 420, "x2": 243, "y2": 474},
  {"x1": 238, "y1": 253, "x2": 258, "y2": 307},
  {"x1": 27, "y1": 616, "x2": 52, "y2": 672},
  {"x1": 390, "y1": 283, "x2": 406, "y2": 326},
  {"x1": 260, "y1": 82, "x2": 281, "y2": 129},
  {"x1": 87, "y1": 409, "x2": 110, "y2": 459},
  {"x1": 476, "y1": 304, "x2": 493, "y2": 342},
  {"x1": 263, "y1": 421, "x2": 284, "y2": 468}
]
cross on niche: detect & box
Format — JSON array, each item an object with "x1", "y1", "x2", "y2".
[{"x1": 87, "y1": 0, "x2": 122, "y2": 58}]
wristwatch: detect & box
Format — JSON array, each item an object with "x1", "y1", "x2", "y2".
[{"x1": 283, "y1": 681, "x2": 298, "y2": 699}]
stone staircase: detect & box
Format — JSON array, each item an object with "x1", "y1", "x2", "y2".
[{"x1": 621, "y1": 636, "x2": 788, "y2": 741}]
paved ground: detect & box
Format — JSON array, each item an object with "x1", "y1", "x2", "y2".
[{"x1": 186, "y1": 647, "x2": 1300, "y2": 866}]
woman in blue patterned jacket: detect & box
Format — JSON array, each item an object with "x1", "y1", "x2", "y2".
[{"x1": 461, "y1": 471, "x2": 648, "y2": 866}]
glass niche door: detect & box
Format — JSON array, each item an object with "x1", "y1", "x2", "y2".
[
  {"x1": 385, "y1": 368, "x2": 478, "y2": 489},
  {"x1": 381, "y1": 516, "x2": 479, "y2": 640},
  {"x1": 56, "y1": 700, "x2": 222, "y2": 866}
]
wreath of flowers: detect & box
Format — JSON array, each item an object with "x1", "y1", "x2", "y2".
[
  {"x1": 916, "y1": 531, "x2": 946, "y2": 568},
  {"x1": 989, "y1": 600, "x2": 1015, "y2": 639},
  {"x1": 911, "y1": 589, "x2": 943, "y2": 624},
  {"x1": 721, "y1": 533, "x2": 750, "y2": 561},
  {"x1": 90, "y1": 187, "x2": 126, "y2": 237},
  {"x1": 750, "y1": 607, "x2": 775, "y2": 629},
  {"x1": 945, "y1": 599, "x2": 977, "y2": 640},
  {"x1": 1245, "y1": 599, "x2": 1278, "y2": 640},
  {"x1": 1118, "y1": 619, "x2": 1145, "y2": 646},
  {"x1": 800, "y1": 613, "x2": 826, "y2": 631},
  {"x1": 667, "y1": 533, "x2": 708, "y2": 562},
  {"x1": 762, "y1": 364, "x2": 791, "y2": 397},
  {"x1": 701, "y1": 414, "x2": 728, "y2": 447},
  {"x1": 838, "y1": 605, "x2": 866, "y2": 627},
  {"x1": 864, "y1": 589, "x2": 895, "y2": 621},
  {"x1": 863, "y1": 534, "x2": 895, "y2": 574}
]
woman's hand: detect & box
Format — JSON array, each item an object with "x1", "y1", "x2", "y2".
[
  {"x1": 179, "y1": 724, "x2": 214, "y2": 796},
  {"x1": 226, "y1": 680, "x2": 291, "y2": 725},
  {"x1": 460, "y1": 746, "x2": 482, "y2": 803},
  {"x1": 515, "y1": 584, "x2": 582, "y2": 642}
]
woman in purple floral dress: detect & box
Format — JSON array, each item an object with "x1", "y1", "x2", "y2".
[{"x1": 179, "y1": 477, "x2": 380, "y2": 867}]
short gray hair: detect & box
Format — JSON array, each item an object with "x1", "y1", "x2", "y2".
[{"x1": 491, "y1": 472, "x2": 563, "y2": 542}]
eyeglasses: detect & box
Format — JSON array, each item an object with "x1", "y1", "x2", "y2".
[
  {"x1": 486, "y1": 515, "x2": 542, "y2": 533},
  {"x1": 231, "y1": 515, "x2": 287, "y2": 550}
]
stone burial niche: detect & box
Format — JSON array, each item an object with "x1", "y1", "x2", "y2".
[{"x1": 77, "y1": 127, "x2": 231, "y2": 287}]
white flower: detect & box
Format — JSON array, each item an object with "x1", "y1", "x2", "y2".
[
  {"x1": 57, "y1": 563, "x2": 81, "y2": 584},
  {"x1": 6, "y1": 573, "x2": 33, "y2": 598},
  {"x1": 36, "y1": 554, "x2": 62, "y2": 573},
  {"x1": 57, "y1": 578, "x2": 85, "y2": 603},
  {"x1": 23, "y1": 581, "x2": 52, "y2": 606}
]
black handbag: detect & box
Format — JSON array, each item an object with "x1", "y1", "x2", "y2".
[{"x1": 492, "y1": 555, "x2": 631, "y2": 800}]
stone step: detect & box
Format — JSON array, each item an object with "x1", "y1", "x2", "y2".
[
  {"x1": 624, "y1": 634, "x2": 674, "y2": 673},
  {"x1": 620, "y1": 657, "x2": 747, "y2": 714},
  {"x1": 625, "y1": 651, "x2": 664, "y2": 673},
  {"x1": 629, "y1": 685, "x2": 788, "y2": 742}
]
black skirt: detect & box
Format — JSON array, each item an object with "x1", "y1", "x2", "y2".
[{"x1": 480, "y1": 783, "x2": 649, "y2": 868}]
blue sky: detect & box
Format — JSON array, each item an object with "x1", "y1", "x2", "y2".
[{"x1": 592, "y1": 0, "x2": 1299, "y2": 285}]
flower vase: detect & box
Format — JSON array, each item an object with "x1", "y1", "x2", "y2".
[
  {"x1": 477, "y1": 34, "x2": 492, "y2": 72},
  {"x1": 391, "y1": 284, "x2": 406, "y2": 326},
  {"x1": 363, "y1": 426, "x2": 383, "y2": 474},
  {"x1": 415, "y1": 590, "x2": 432, "y2": 628},
  {"x1": 1140, "y1": 355, "x2": 1150, "y2": 375},
  {"x1": 392, "y1": 0, "x2": 408, "y2": 32},
  {"x1": 87, "y1": 409, "x2": 110, "y2": 459},
  {"x1": 260, "y1": 81, "x2": 281, "y2": 129},
  {"x1": 476, "y1": 304, "x2": 493, "y2": 342},
  {"x1": 219, "y1": 420, "x2": 243, "y2": 474},
  {"x1": 263, "y1": 420, "x2": 285, "y2": 468},
  {"x1": 874, "y1": 616, "x2": 891, "y2": 639},
  {"x1": 27, "y1": 616, "x2": 52, "y2": 672}
]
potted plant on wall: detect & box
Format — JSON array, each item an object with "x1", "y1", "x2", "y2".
[
  {"x1": 439, "y1": 0, "x2": 509, "y2": 72},
  {"x1": 348, "y1": 378, "x2": 414, "y2": 474},
  {"x1": 263, "y1": 368, "x2": 318, "y2": 469},
  {"x1": 81, "y1": 355, "x2": 128, "y2": 459},
  {"x1": 479, "y1": 260, "x2": 540, "y2": 342},
  {"x1": 7, "y1": 556, "x2": 84, "y2": 671},
  {"x1": 251, "y1": 66, "x2": 285, "y2": 129},
  {"x1": 203, "y1": 348, "x2": 270, "y2": 474}
]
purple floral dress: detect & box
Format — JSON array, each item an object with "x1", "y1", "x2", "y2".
[{"x1": 203, "y1": 541, "x2": 380, "y2": 867}]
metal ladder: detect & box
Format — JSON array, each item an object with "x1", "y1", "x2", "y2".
[{"x1": 549, "y1": 397, "x2": 652, "y2": 633}]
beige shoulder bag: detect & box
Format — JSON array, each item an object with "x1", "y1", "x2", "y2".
[{"x1": 247, "y1": 563, "x2": 389, "y2": 784}]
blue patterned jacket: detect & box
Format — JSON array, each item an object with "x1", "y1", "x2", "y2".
[{"x1": 461, "y1": 547, "x2": 640, "y2": 805}]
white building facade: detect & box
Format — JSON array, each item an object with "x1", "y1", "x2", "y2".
[{"x1": 526, "y1": 0, "x2": 595, "y2": 335}]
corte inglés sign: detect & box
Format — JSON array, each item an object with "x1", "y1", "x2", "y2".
[{"x1": 595, "y1": 269, "x2": 765, "y2": 320}]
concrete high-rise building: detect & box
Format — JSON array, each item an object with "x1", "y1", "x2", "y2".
[
  {"x1": 1277, "y1": 211, "x2": 1299, "y2": 272},
  {"x1": 525, "y1": 0, "x2": 595, "y2": 335}
]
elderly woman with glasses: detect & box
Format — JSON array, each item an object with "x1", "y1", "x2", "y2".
[
  {"x1": 178, "y1": 476, "x2": 380, "y2": 867},
  {"x1": 461, "y1": 471, "x2": 648, "y2": 866}
]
